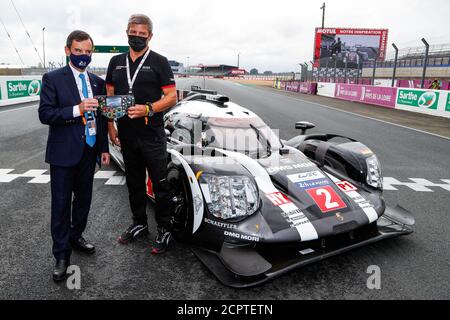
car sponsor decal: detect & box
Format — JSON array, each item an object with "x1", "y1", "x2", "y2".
[
  {"x1": 335, "y1": 180, "x2": 358, "y2": 192},
  {"x1": 326, "y1": 173, "x2": 378, "y2": 223},
  {"x1": 218, "y1": 149, "x2": 318, "y2": 241},
  {"x1": 295, "y1": 178, "x2": 330, "y2": 190},
  {"x1": 279, "y1": 203, "x2": 317, "y2": 233},
  {"x1": 204, "y1": 218, "x2": 238, "y2": 230},
  {"x1": 266, "y1": 192, "x2": 291, "y2": 206},
  {"x1": 266, "y1": 162, "x2": 315, "y2": 174},
  {"x1": 224, "y1": 230, "x2": 260, "y2": 242},
  {"x1": 287, "y1": 171, "x2": 326, "y2": 183},
  {"x1": 287, "y1": 170, "x2": 347, "y2": 213},
  {"x1": 306, "y1": 186, "x2": 347, "y2": 213}
]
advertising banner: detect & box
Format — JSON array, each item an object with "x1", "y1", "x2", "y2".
[
  {"x1": 313, "y1": 28, "x2": 388, "y2": 68},
  {"x1": 446, "y1": 93, "x2": 450, "y2": 112},
  {"x1": 335, "y1": 84, "x2": 397, "y2": 108},
  {"x1": 285, "y1": 81, "x2": 300, "y2": 92},
  {"x1": 317, "y1": 82, "x2": 336, "y2": 98},
  {"x1": 299, "y1": 82, "x2": 317, "y2": 95},
  {"x1": 397, "y1": 89, "x2": 439, "y2": 110},
  {"x1": 395, "y1": 88, "x2": 450, "y2": 118},
  {"x1": 0, "y1": 76, "x2": 43, "y2": 107},
  {"x1": 7, "y1": 79, "x2": 42, "y2": 99}
]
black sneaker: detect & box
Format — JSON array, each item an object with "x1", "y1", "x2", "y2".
[
  {"x1": 151, "y1": 227, "x2": 173, "y2": 255},
  {"x1": 118, "y1": 223, "x2": 149, "y2": 245}
]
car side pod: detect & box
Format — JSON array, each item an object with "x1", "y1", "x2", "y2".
[{"x1": 191, "y1": 208, "x2": 415, "y2": 288}]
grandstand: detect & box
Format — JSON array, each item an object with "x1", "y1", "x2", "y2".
[
  {"x1": 361, "y1": 43, "x2": 450, "y2": 80},
  {"x1": 189, "y1": 64, "x2": 245, "y2": 77}
]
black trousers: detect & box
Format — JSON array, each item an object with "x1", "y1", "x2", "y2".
[
  {"x1": 121, "y1": 137, "x2": 172, "y2": 229},
  {"x1": 50, "y1": 144, "x2": 96, "y2": 261}
]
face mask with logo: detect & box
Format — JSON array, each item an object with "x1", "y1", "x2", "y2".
[
  {"x1": 128, "y1": 35, "x2": 148, "y2": 52},
  {"x1": 70, "y1": 54, "x2": 92, "y2": 70}
]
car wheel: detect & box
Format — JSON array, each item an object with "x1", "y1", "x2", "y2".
[{"x1": 167, "y1": 161, "x2": 194, "y2": 242}]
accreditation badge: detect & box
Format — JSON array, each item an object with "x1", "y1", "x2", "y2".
[{"x1": 87, "y1": 120, "x2": 97, "y2": 136}]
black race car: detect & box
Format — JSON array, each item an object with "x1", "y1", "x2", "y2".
[{"x1": 109, "y1": 86, "x2": 415, "y2": 288}]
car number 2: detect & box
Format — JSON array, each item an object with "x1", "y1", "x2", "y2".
[{"x1": 306, "y1": 186, "x2": 347, "y2": 213}]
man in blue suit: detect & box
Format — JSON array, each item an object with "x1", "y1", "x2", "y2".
[{"x1": 39, "y1": 30, "x2": 110, "y2": 282}]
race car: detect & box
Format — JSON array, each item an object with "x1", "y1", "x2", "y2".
[{"x1": 109, "y1": 86, "x2": 415, "y2": 288}]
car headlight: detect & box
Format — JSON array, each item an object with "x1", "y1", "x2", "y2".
[
  {"x1": 366, "y1": 155, "x2": 383, "y2": 189},
  {"x1": 200, "y1": 174, "x2": 259, "y2": 220}
]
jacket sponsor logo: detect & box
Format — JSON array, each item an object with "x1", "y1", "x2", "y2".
[
  {"x1": 266, "y1": 192, "x2": 291, "y2": 206},
  {"x1": 288, "y1": 171, "x2": 326, "y2": 183},
  {"x1": 224, "y1": 231, "x2": 260, "y2": 242},
  {"x1": 204, "y1": 218, "x2": 237, "y2": 230}
]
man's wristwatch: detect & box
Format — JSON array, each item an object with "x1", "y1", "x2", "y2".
[{"x1": 145, "y1": 102, "x2": 154, "y2": 117}]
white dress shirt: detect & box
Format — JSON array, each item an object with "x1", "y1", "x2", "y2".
[{"x1": 69, "y1": 63, "x2": 94, "y2": 118}]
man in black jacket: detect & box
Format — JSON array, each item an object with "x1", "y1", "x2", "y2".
[{"x1": 106, "y1": 14, "x2": 177, "y2": 254}]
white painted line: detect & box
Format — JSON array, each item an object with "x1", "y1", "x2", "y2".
[
  {"x1": 249, "y1": 86, "x2": 450, "y2": 141},
  {"x1": 94, "y1": 171, "x2": 117, "y2": 179},
  {"x1": 28, "y1": 175, "x2": 51, "y2": 184},
  {"x1": 2, "y1": 167, "x2": 450, "y2": 193},
  {"x1": 105, "y1": 176, "x2": 126, "y2": 186},
  {"x1": 21, "y1": 170, "x2": 47, "y2": 177},
  {"x1": 0, "y1": 169, "x2": 127, "y2": 185},
  {"x1": 0, "y1": 169, "x2": 20, "y2": 183}
]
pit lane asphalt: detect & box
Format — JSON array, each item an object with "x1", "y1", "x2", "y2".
[{"x1": 0, "y1": 79, "x2": 449, "y2": 300}]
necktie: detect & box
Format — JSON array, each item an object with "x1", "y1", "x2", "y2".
[{"x1": 79, "y1": 73, "x2": 96, "y2": 147}]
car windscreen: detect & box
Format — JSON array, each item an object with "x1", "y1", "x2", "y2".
[{"x1": 204, "y1": 117, "x2": 282, "y2": 155}]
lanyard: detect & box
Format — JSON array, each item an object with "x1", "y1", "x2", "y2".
[
  {"x1": 77, "y1": 73, "x2": 95, "y2": 123},
  {"x1": 77, "y1": 73, "x2": 93, "y2": 100},
  {"x1": 126, "y1": 48, "x2": 151, "y2": 94}
]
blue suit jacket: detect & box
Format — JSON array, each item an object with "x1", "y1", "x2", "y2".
[{"x1": 38, "y1": 65, "x2": 109, "y2": 167}]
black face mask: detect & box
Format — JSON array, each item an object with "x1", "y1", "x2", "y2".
[{"x1": 128, "y1": 35, "x2": 148, "y2": 52}]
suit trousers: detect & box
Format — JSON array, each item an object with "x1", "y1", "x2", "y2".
[{"x1": 50, "y1": 144, "x2": 96, "y2": 261}]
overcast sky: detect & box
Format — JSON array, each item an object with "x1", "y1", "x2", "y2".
[{"x1": 1, "y1": 0, "x2": 449, "y2": 72}]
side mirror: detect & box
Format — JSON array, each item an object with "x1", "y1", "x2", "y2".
[{"x1": 295, "y1": 121, "x2": 316, "y2": 135}]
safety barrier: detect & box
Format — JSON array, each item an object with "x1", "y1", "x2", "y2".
[
  {"x1": 0, "y1": 76, "x2": 42, "y2": 107},
  {"x1": 276, "y1": 80, "x2": 450, "y2": 119},
  {"x1": 273, "y1": 80, "x2": 317, "y2": 95}
]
